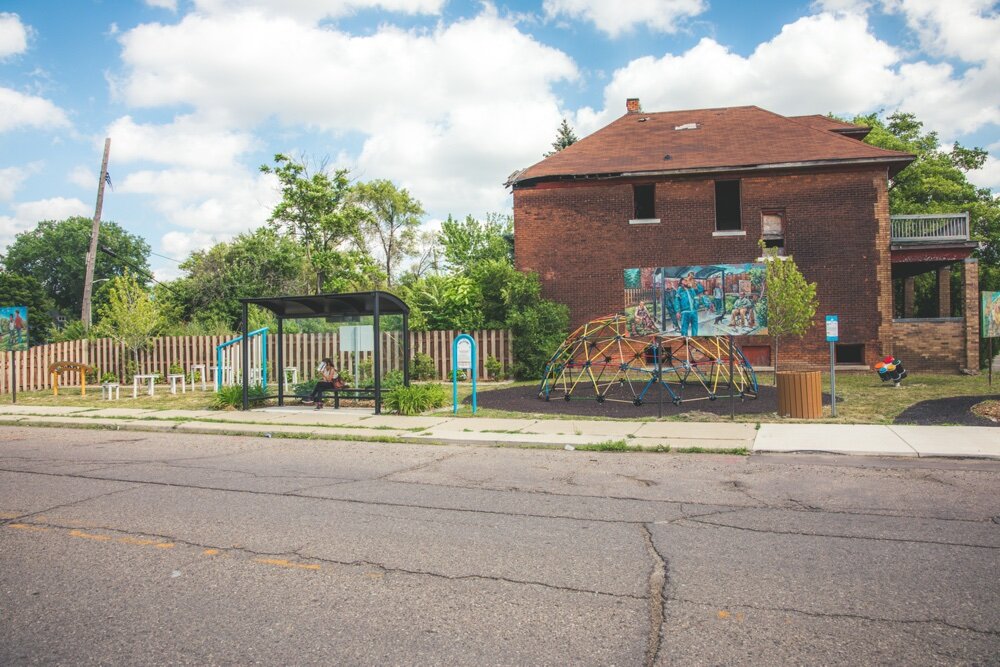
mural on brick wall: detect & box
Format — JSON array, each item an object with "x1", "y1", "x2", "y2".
[
  {"x1": 983, "y1": 291, "x2": 1000, "y2": 339},
  {"x1": 0, "y1": 306, "x2": 29, "y2": 351},
  {"x1": 623, "y1": 264, "x2": 768, "y2": 337}
]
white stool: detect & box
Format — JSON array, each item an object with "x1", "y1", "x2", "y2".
[
  {"x1": 101, "y1": 383, "x2": 120, "y2": 400},
  {"x1": 284, "y1": 367, "x2": 299, "y2": 385},
  {"x1": 133, "y1": 374, "x2": 156, "y2": 398},
  {"x1": 189, "y1": 364, "x2": 207, "y2": 391},
  {"x1": 168, "y1": 374, "x2": 186, "y2": 394}
]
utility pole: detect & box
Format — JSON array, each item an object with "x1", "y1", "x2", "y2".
[{"x1": 82, "y1": 137, "x2": 111, "y2": 330}]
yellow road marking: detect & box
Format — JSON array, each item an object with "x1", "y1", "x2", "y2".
[
  {"x1": 254, "y1": 558, "x2": 320, "y2": 571},
  {"x1": 202, "y1": 548, "x2": 220, "y2": 556},
  {"x1": 154, "y1": 542, "x2": 175, "y2": 549},
  {"x1": 70, "y1": 529, "x2": 112, "y2": 542},
  {"x1": 9, "y1": 523, "x2": 48, "y2": 532}
]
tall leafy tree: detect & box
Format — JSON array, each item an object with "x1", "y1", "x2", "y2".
[
  {"x1": 354, "y1": 179, "x2": 424, "y2": 287},
  {"x1": 544, "y1": 118, "x2": 579, "y2": 157},
  {"x1": 0, "y1": 272, "x2": 55, "y2": 346},
  {"x1": 260, "y1": 154, "x2": 368, "y2": 293},
  {"x1": 1, "y1": 217, "x2": 150, "y2": 317},
  {"x1": 439, "y1": 213, "x2": 513, "y2": 271},
  {"x1": 96, "y1": 272, "x2": 163, "y2": 367}
]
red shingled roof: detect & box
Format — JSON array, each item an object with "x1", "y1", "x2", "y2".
[
  {"x1": 511, "y1": 105, "x2": 911, "y2": 186},
  {"x1": 789, "y1": 114, "x2": 872, "y2": 139}
]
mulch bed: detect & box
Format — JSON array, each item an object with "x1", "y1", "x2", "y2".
[
  {"x1": 893, "y1": 394, "x2": 1000, "y2": 427},
  {"x1": 470, "y1": 382, "x2": 797, "y2": 419}
]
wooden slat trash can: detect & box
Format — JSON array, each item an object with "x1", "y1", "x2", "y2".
[{"x1": 776, "y1": 371, "x2": 823, "y2": 419}]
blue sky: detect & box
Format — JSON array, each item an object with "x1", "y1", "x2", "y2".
[{"x1": 1, "y1": 0, "x2": 997, "y2": 280}]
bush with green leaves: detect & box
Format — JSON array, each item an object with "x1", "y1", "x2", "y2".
[
  {"x1": 383, "y1": 383, "x2": 448, "y2": 415},
  {"x1": 411, "y1": 352, "x2": 436, "y2": 380},
  {"x1": 485, "y1": 355, "x2": 504, "y2": 380},
  {"x1": 169, "y1": 362, "x2": 183, "y2": 376},
  {"x1": 212, "y1": 383, "x2": 267, "y2": 409},
  {"x1": 100, "y1": 371, "x2": 118, "y2": 384}
]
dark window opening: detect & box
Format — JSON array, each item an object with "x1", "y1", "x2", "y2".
[
  {"x1": 715, "y1": 180, "x2": 741, "y2": 230},
  {"x1": 633, "y1": 184, "x2": 655, "y2": 220},
  {"x1": 835, "y1": 344, "x2": 865, "y2": 365},
  {"x1": 715, "y1": 181, "x2": 743, "y2": 232}
]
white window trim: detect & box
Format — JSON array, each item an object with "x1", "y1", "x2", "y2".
[
  {"x1": 712, "y1": 230, "x2": 746, "y2": 237},
  {"x1": 629, "y1": 218, "x2": 661, "y2": 225}
]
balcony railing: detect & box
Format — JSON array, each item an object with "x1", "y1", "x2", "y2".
[{"x1": 890, "y1": 213, "x2": 969, "y2": 243}]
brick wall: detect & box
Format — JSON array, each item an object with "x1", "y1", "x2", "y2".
[
  {"x1": 892, "y1": 319, "x2": 965, "y2": 371},
  {"x1": 514, "y1": 167, "x2": 893, "y2": 368}
]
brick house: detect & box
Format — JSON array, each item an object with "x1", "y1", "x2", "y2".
[{"x1": 511, "y1": 100, "x2": 979, "y2": 371}]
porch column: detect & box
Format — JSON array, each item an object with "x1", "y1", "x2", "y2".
[
  {"x1": 903, "y1": 276, "x2": 915, "y2": 318},
  {"x1": 938, "y1": 265, "x2": 951, "y2": 317},
  {"x1": 963, "y1": 258, "x2": 979, "y2": 371}
]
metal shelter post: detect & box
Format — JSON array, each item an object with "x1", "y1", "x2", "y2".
[
  {"x1": 241, "y1": 302, "x2": 249, "y2": 411},
  {"x1": 373, "y1": 292, "x2": 381, "y2": 415},
  {"x1": 402, "y1": 312, "x2": 410, "y2": 387},
  {"x1": 277, "y1": 317, "x2": 285, "y2": 407}
]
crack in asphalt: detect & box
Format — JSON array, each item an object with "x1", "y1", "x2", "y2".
[
  {"x1": 1, "y1": 486, "x2": 140, "y2": 525},
  {"x1": 640, "y1": 524, "x2": 667, "y2": 667},
  {"x1": 10, "y1": 518, "x2": 642, "y2": 601},
  {"x1": 673, "y1": 597, "x2": 1000, "y2": 636},
  {"x1": 683, "y1": 516, "x2": 1000, "y2": 550}
]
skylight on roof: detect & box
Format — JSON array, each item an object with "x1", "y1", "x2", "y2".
[{"x1": 674, "y1": 123, "x2": 698, "y2": 130}]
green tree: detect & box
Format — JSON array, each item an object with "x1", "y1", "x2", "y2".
[
  {"x1": 260, "y1": 154, "x2": 369, "y2": 293},
  {"x1": 763, "y1": 248, "x2": 818, "y2": 379},
  {"x1": 355, "y1": 179, "x2": 424, "y2": 287},
  {"x1": 96, "y1": 272, "x2": 163, "y2": 367},
  {"x1": 544, "y1": 118, "x2": 579, "y2": 157},
  {"x1": 1, "y1": 217, "x2": 151, "y2": 318},
  {"x1": 0, "y1": 272, "x2": 55, "y2": 346},
  {"x1": 439, "y1": 213, "x2": 513, "y2": 271}
]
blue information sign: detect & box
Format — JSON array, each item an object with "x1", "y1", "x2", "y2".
[{"x1": 825, "y1": 315, "x2": 839, "y2": 342}]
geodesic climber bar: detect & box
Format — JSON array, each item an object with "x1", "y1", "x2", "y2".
[{"x1": 538, "y1": 313, "x2": 759, "y2": 406}]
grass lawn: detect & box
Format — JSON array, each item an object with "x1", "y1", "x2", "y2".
[{"x1": 7, "y1": 385, "x2": 220, "y2": 411}]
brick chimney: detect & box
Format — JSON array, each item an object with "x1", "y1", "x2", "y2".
[{"x1": 626, "y1": 98, "x2": 641, "y2": 114}]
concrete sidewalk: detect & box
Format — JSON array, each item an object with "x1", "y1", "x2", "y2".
[{"x1": 0, "y1": 404, "x2": 996, "y2": 459}]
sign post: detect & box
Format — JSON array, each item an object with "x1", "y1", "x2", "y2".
[
  {"x1": 825, "y1": 315, "x2": 838, "y2": 417},
  {"x1": 452, "y1": 334, "x2": 477, "y2": 414}
]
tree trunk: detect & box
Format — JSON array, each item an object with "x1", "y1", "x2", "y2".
[{"x1": 773, "y1": 337, "x2": 779, "y2": 386}]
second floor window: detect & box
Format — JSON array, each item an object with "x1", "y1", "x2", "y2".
[
  {"x1": 633, "y1": 184, "x2": 655, "y2": 220},
  {"x1": 715, "y1": 180, "x2": 741, "y2": 231}
]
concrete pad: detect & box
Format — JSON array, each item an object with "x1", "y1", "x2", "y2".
[
  {"x1": 0, "y1": 405, "x2": 93, "y2": 416},
  {"x1": 427, "y1": 417, "x2": 539, "y2": 433},
  {"x1": 523, "y1": 420, "x2": 644, "y2": 437},
  {"x1": 411, "y1": 431, "x2": 624, "y2": 447},
  {"x1": 84, "y1": 408, "x2": 160, "y2": 418},
  {"x1": 130, "y1": 409, "x2": 218, "y2": 420},
  {"x1": 633, "y1": 421, "x2": 757, "y2": 441},
  {"x1": 629, "y1": 437, "x2": 752, "y2": 451},
  {"x1": 889, "y1": 425, "x2": 1000, "y2": 459},
  {"x1": 174, "y1": 421, "x2": 411, "y2": 440},
  {"x1": 16, "y1": 416, "x2": 147, "y2": 429},
  {"x1": 754, "y1": 424, "x2": 916, "y2": 457}
]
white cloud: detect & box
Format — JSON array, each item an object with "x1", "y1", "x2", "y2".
[
  {"x1": 577, "y1": 13, "x2": 898, "y2": 133},
  {"x1": 0, "y1": 86, "x2": 70, "y2": 132},
  {"x1": 883, "y1": 0, "x2": 1000, "y2": 64},
  {"x1": 114, "y1": 8, "x2": 576, "y2": 222},
  {"x1": 969, "y1": 141, "x2": 1000, "y2": 190},
  {"x1": 68, "y1": 165, "x2": 95, "y2": 189},
  {"x1": 106, "y1": 114, "x2": 257, "y2": 169},
  {"x1": 543, "y1": 0, "x2": 706, "y2": 37},
  {"x1": 145, "y1": 0, "x2": 178, "y2": 11},
  {"x1": 191, "y1": 0, "x2": 445, "y2": 21},
  {"x1": 161, "y1": 230, "x2": 217, "y2": 259},
  {"x1": 0, "y1": 163, "x2": 41, "y2": 201},
  {"x1": 0, "y1": 197, "x2": 89, "y2": 252},
  {"x1": 0, "y1": 12, "x2": 28, "y2": 59},
  {"x1": 812, "y1": 0, "x2": 873, "y2": 13}
]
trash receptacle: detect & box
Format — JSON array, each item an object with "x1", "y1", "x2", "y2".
[{"x1": 776, "y1": 371, "x2": 822, "y2": 419}]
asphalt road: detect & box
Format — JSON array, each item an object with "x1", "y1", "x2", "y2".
[{"x1": 1, "y1": 425, "x2": 998, "y2": 666}]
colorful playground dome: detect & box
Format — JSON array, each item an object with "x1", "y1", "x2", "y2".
[{"x1": 538, "y1": 313, "x2": 759, "y2": 406}]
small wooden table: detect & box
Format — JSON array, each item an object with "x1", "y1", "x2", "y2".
[
  {"x1": 168, "y1": 374, "x2": 186, "y2": 394},
  {"x1": 133, "y1": 374, "x2": 157, "y2": 398}
]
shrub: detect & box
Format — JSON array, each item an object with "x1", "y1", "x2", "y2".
[
  {"x1": 86, "y1": 365, "x2": 99, "y2": 384},
  {"x1": 383, "y1": 383, "x2": 448, "y2": 415},
  {"x1": 212, "y1": 383, "x2": 267, "y2": 410},
  {"x1": 383, "y1": 369, "x2": 404, "y2": 389},
  {"x1": 509, "y1": 298, "x2": 569, "y2": 380},
  {"x1": 293, "y1": 379, "x2": 317, "y2": 396},
  {"x1": 100, "y1": 371, "x2": 117, "y2": 384},
  {"x1": 411, "y1": 352, "x2": 436, "y2": 380},
  {"x1": 357, "y1": 360, "x2": 374, "y2": 387},
  {"x1": 123, "y1": 360, "x2": 138, "y2": 384},
  {"x1": 169, "y1": 362, "x2": 183, "y2": 376},
  {"x1": 485, "y1": 355, "x2": 504, "y2": 380}
]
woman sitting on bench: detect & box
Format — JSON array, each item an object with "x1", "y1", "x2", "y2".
[{"x1": 306, "y1": 358, "x2": 343, "y2": 409}]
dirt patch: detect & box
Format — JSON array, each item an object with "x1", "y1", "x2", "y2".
[
  {"x1": 471, "y1": 382, "x2": 795, "y2": 419},
  {"x1": 893, "y1": 394, "x2": 1000, "y2": 427}
]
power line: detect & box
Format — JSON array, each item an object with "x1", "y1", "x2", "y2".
[
  {"x1": 148, "y1": 250, "x2": 183, "y2": 264},
  {"x1": 98, "y1": 245, "x2": 183, "y2": 298}
]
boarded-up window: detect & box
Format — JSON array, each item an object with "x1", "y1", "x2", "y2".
[{"x1": 762, "y1": 210, "x2": 785, "y2": 252}]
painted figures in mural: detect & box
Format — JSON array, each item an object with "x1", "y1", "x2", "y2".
[
  {"x1": 623, "y1": 264, "x2": 768, "y2": 337},
  {"x1": 0, "y1": 307, "x2": 29, "y2": 351},
  {"x1": 983, "y1": 291, "x2": 1000, "y2": 339}
]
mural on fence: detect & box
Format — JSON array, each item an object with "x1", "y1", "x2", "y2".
[
  {"x1": 0, "y1": 307, "x2": 28, "y2": 351},
  {"x1": 983, "y1": 291, "x2": 1000, "y2": 339},
  {"x1": 623, "y1": 264, "x2": 768, "y2": 337}
]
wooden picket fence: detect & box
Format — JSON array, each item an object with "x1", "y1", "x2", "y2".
[{"x1": 0, "y1": 329, "x2": 512, "y2": 394}]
